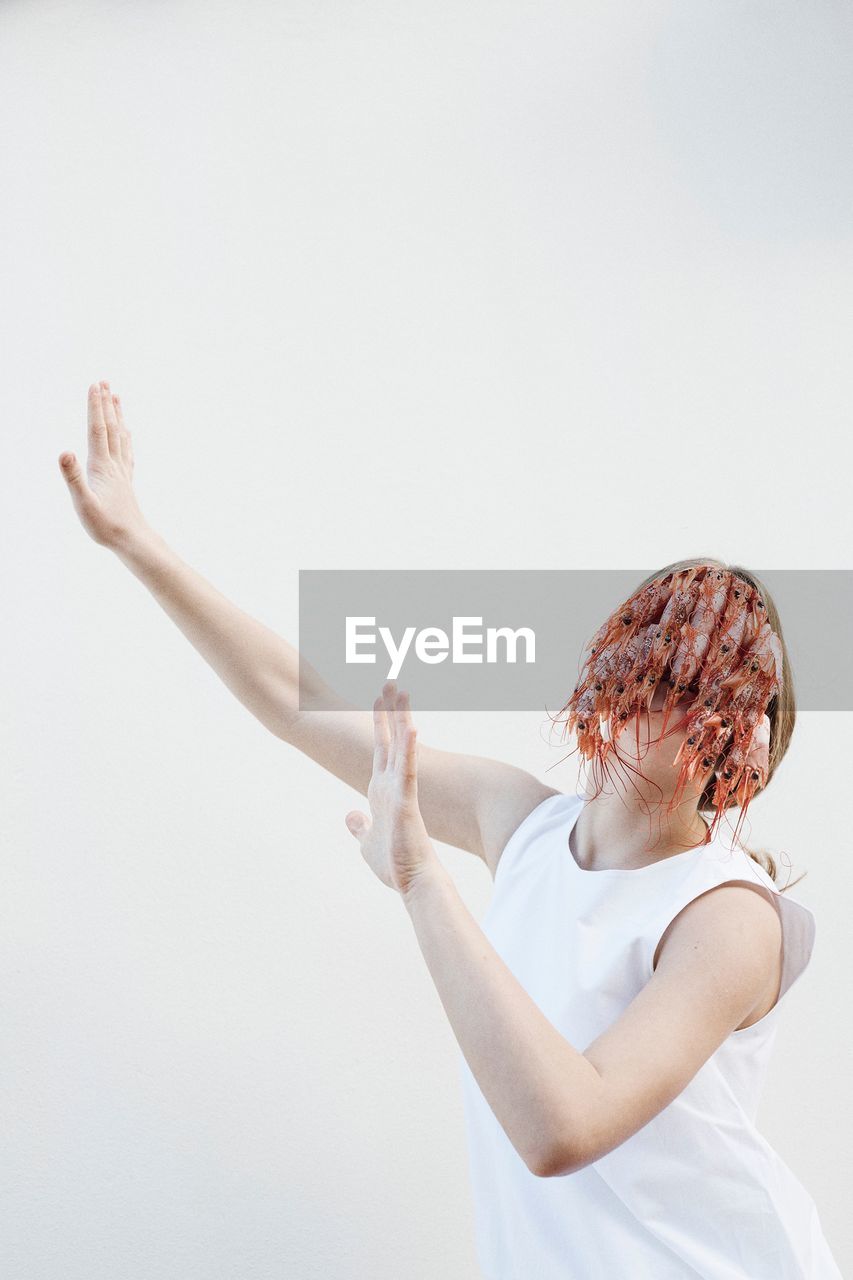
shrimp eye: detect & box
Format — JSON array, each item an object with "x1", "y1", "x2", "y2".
[
  {"x1": 734, "y1": 589, "x2": 741, "y2": 598},
  {"x1": 723, "y1": 768, "x2": 733, "y2": 779},
  {"x1": 757, "y1": 601, "x2": 764, "y2": 610},
  {"x1": 577, "y1": 721, "x2": 586, "y2": 731},
  {"x1": 702, "y1": 757, "x2": 712, "y2": 767},
  {"x1": 619, "y1": 711, "x2": 628, "y2": 720},
  {"x1": 721, "y1": 718, "x2": 730, "y2": 728},
  {"x1": 751, "y1": 661, "x2": 759, "y2": 671},
  {"x1": 687, "y1": 736, "x2": 696, "y2": 745},
  {"x1": 616, "y1": 684, "x2": 625, "y2": 694},
  {"x1": 621, "y1": 613, "x2": 632, "y2": 625},
  {"x1": 594, "y1": 682, "x2": 603, "y2": 691},
  {"x1": 704, "y1": 699, "x2": 713, "y2": 707},
  {"x1": 635, "y1": 674, "x2": 643, "y2": 683},
  {"x1": 664, "y1": 634, "x2": 671, "y2": 644},
  {"x1": 677, "y1": 682, "x2": 686, "y2": 692},
  {"x1": 573, "y1": 685, "x2": 579, "y2": 693},
  {"x1": 721, "y1": 644, "x2": 730, "y2": 653},
  {"x1": 648, "y1": 675, "x2": 656, "y2": 684},
  {"x1": 751, "y1": 770, "x2": 760, "y2": 781}
]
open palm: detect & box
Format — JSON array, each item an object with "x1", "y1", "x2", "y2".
[
  {"x1": 345, "y1": 682, "x2": 438, "y2": 898},
  {"x1": 59, "y1": 382, "x2": 150, "y2": 548}
]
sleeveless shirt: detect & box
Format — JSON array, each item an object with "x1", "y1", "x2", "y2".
[{"x1": 458, "y1": 791, "x2": 842, "y2": 1279}]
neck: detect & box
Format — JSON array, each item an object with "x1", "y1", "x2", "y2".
[{"x1": 573, "y1": 775, "x2": 709, "y2": 871}]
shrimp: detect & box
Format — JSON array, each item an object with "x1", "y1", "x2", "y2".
[{"x1": 556, "y1": 564, "x2": 784, "y2": 842}]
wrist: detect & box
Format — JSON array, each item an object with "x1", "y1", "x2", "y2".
[
  {"x1": 401, "y1": 859, "x2": 452, "y2": 913},
  {"x1": 112, "y1": 523, "x2": 171, "y2": 572}
]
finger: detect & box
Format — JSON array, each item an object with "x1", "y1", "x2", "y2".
[
  {"x1": 113, "y1": 394, "x2": 133, "y2": 467},
  {"x1": 383, "y1": 680, "x2": 398, "y2": 767},
  {"x1": 345, "y1": 810, "x2": 371, "y2": 841},
  {"x1": 112, "y1": 391, "x2": 126, "y2": 432},
  {"x1": 400, "y1": 724, "x2": 419, "y2": 800},
  {"x1": 58, "y1": 451, "x2": 90, "y2": 499},
  {"x1": 119, "y1": 431, "x2": 133, "y2": 467},
  {"x1": 396, "y1": 687, "x2": 413, "y2": 726},
  {"x1": 88, "y1": 382, "x2": 108, "y2": 458},
  {"x1": 100, "y1": 381, "x2": 122, "y2": 459},
  {"x1": 395, "y1": 689, "x2": 414, "y2": 769},
  {"x1": 373, "y1": 695, "x2": 390, "y2": 771}
]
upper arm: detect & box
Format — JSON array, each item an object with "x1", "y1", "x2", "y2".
[
  {"x1": 416, "y1": 746, "x2": 560, "y2": 867},
  {"x1": 289, "y1": 698, "x2": 558, "y2": 862},
  {"x1": 548, "y1": 883, "x2": 783, "y2": 1176}
]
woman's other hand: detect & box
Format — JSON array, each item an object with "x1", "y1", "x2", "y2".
[
  {"x1": 345, "y1": 682, "x2": 443, "y2": 900},
  {"x1": 59, "y1": 382, "x2": 151, "y2": 550}
]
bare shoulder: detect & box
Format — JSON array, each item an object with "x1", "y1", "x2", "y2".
[
  {"x1": 655, "y1": 881, "x2": 782, "y2": 967},
  {"x1": 481, "y1": 776, "x2": 563, "y2": 879},
  {"x1": 654, "y1": 880, "x2": 783, "y2": 1030}
]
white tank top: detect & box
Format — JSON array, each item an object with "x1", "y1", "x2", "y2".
[{"x1": 458, "y1": 791, "x2": 842, "y2": 1279}]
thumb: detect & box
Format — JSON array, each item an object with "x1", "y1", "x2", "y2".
[
  {"x1": 58, "y1": 452, "x2": 88, "y2": 496},
  {"x1": 345, "y1": 810, "x2": 371, "y2": 841}
]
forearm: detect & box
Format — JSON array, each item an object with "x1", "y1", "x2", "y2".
[
  {"x1": 112, "y1": 526, "x2": 321, "y2": 742},
  {"x1": 402, "y1": 865, "x2": 602, "y2": 1177}
]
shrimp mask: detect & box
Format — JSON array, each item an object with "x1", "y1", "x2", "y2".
[{"x1": 558, "y1": 564, "x2": 783, "y2": 846}]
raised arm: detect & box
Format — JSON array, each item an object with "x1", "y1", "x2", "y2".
[
  {"x1": 347, "y1": 686, "x2": 784, "y2": 1177},
  {"x1": 59, "y1": 382, "x2": 558, "y2": 865}
]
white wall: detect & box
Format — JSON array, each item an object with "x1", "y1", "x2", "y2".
[{"x1": 3, "y1": 1, "x2": 851, "y2": 1275}]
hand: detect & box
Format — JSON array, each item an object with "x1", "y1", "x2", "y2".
[
  {"x1": 345, "y1": 682, "x2": 443, "y2": 900},
  {"x1": 59, "y1": 382, "x2": 152, "y2": 550}
]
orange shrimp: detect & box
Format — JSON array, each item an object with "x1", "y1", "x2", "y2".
[{"x1": 554, "y1": 564, "x2": 784, "y2": 845}]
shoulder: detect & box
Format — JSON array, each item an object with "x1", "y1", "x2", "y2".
[
  {"x1": 655, "y1": 879, "x2": 782, "y2": 969},
  {"x1": 654, "y1": 880, "x2": 783, "y2": 1026},
  {"x1": 487, "y1": 785, "x2": 567, "y2": 879}
]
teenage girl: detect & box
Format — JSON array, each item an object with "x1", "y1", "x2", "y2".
[{"x1": 59, "y1": 382, "x2": 842, "y2": 1279}]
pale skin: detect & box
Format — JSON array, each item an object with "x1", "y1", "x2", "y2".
[{"x1": 59, "y1": 382, "x2": 784, "y2": 1178}]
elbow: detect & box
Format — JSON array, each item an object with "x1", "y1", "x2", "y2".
[
  {"x1": 526, "y1": 1076, "x2": 608, "y2": 1177},
  {"x1": 528, "y1": 1149, "x2": 580, "y2": 1179},
  {"x1": 526, "y1": 1136, "x2": 590, "y2": 1180},
  {"x1": 525, "y1": 1141, "x2": 578, "y2": 1177}
]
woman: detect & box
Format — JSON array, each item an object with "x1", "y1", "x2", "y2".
[{"x1": 60, "y1": 382, "x2": 842, "y2": 1278}]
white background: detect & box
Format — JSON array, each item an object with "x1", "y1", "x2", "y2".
[{"x1": 3, "y1": 1, "x2": 852, "y2": 1275}]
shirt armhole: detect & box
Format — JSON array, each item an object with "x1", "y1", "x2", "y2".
[
  {"x1": 648, "y1": 878, "x2": 817, "y2": 1033},
  {"x1": 492, "y1": 792, "x2": 568, "y2": 887}
]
